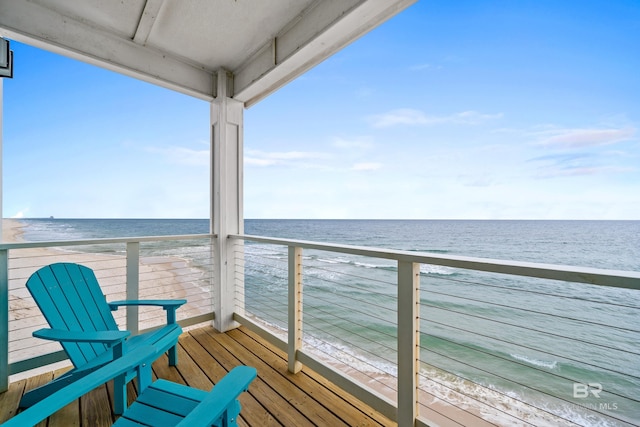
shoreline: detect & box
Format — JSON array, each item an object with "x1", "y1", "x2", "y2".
[{"x1": 2, "y1": 218, "x2": 26, "y2": 243}]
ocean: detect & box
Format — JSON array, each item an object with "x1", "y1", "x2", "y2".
[{"x1": 12, "y1": 218, "x2": 640, "y2": 426}]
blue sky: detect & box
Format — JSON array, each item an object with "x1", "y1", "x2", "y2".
[{"x1": 3, "y1": 1, "x2": 639, "y2": 219}]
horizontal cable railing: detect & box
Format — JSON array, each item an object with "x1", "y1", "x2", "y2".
[
  {"x1": 231, "y1": 234, "x2": 640, "y2": 427},
  {"x1": 1, "y1": 234, "x2": 215, "y2": 376},
  {"x1": 234, "y1": 242, "x2": 289, "y2": 339},
  {"x1": 2, "y1": 231, "x2": 639, "y2": 426},
  {"x1": 417, "y1": 270, "x2": 640, "y2": 426}
]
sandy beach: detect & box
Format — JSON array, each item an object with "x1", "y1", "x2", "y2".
[{"x1": 2, "y1": 218, "x2": 25, "y2": 243}]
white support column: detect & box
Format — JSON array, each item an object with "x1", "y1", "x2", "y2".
[
  {"x1": 0, "y1": 249, "x2": 8, "y2": 392},
  {"x1": 126, "y1": 241, "x2": 140, "y2": 334},
  {"x1": 211, "y1": 69, "x2": 244, "y2": 333},
  {"x1": 397, "y1": 260, "x2": 419, "y2": 427},
  {"x1": 1, "y1": 78, "x2": 4, "y2": 242},
  {"x1": 0, "y1": 72, "x2": 6, "y2": 393},
  {"x1": 288, "y1": 246, "x2": 303, "y2": 373}
]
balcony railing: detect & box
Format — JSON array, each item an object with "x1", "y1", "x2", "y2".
[
  {"x1": 0, "y1": 234, "x2": 216, "y2": 377},
  {"x1": 2, "y1": 233, "x2": 639, "y2": 427}
]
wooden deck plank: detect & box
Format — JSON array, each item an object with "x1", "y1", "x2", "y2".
[
  {"x1": 228, "y1": 327, "x2": 393, "y2": 427},
  {"x1": 0, "y1": 378, "x2": 25, "y2": 423},
  {"x1": 176, "y1": 333, "x2": 272, "y2": 427},
  {"x1": 238, "y1": 327, "x2": 395, "y2": 426},
  {"x1": 4, "y1": 325, "x2": 395, "y2": 426},
  {"x1": 80, "y1": 384, "x2": 112, "y2": 427},
  {"x1": 24, "y1": 372, "x2": 53, "y2": 427},
  {"x1": 192, "y1": 328, "x2": 313, "y2": 427},
  {"x1": 172, "y1": 340, "x2": 215, "y2": 391},
  {"x1": 48, "y1": 367, "x2": 80, "y2": 427},
  {"x1": 151, "y1": 352, "x2": 185, "y2": 385},
  {"x1": 225, "y1": 328, "x2": 365, "y2": 426}
]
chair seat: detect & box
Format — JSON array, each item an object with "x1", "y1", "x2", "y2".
[
  {"x1": 114, "y1": 380, "x2": 209, "y2": 426},
  {"x1": 113, "y1": 369, "x2": 256, "y2": 427}
]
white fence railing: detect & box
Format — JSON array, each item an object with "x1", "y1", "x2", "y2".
[
  {"x1": 1, "y1": 232, "x2": 639, "y2": 426},
  {"x1": 231, "y1": 234, "x2": 640, "y2": 427},
  {"x1": 0, "y1": 234, "x2": 215, "y2": 381}
]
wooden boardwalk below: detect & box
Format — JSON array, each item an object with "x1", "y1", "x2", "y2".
[{"x1": 0, "y1": 326, "x2": 395, "y2": 426}]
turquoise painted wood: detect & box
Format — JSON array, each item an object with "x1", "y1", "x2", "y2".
[
  {"x1": 0, "y1": 344, "x2": 256, "y2": 427},
  {"x1": 20, "y1": 263, "x2": 187, "y2": 415},
  {"x1": 116, "y1": 367, "x2": 256, "y2": 427}
]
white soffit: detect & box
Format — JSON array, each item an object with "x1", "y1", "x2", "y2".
[{"x1": 0, "y1": 0, "x2": 416, "y2": 106}]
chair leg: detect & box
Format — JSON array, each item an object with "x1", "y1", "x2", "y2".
[
  {"x1": 168, "y1": 344, "x2": 178, "y2": 366},
  {"x1": 113, "y1": 374, "x2": 127, "y2": 415},
  {"x1": 223, "y1": 400, "x2": 242, "y2": 427},
  {"x1": 137, "y1": 363, "x2": 152, "y2": 392}
]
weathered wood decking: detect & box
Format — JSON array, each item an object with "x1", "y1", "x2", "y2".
[{"x1": 0, "y1": 326, "x2": 395, "y2": 426}]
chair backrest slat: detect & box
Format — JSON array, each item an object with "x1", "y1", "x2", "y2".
[
  {"x1": 26, "y1": 263, "x2": 119, "y2": 367},
  {"x1": 58, "y1": 264, "x2": 118, "y2": 331}
]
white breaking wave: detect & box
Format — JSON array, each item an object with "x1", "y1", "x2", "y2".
[
  {"x1": 511, "y1": 353, "x2": 558, "y2": 370},
  {"x1": 420, "y1": 264, "x2": 455, "y2": 275}
]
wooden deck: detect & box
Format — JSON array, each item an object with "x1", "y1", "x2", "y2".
[{"x1": 0, "y1": 326, "x2": 395, "y2": 426}]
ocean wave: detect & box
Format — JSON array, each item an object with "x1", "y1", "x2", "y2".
[
  {"x1": 303, "y1": 333, "x2": 398, "y2": 377},
  {"x1": 420, "y1": 264, "x2": 455, "y2": 276},
  {"x1": 353, "y1": 260, "x2": 392, "y2": 269},
  {"x1": 418, "y1": 369, "x2": 624, "y2": 427},
  {"x1": 313, "y1": 255, "x2": 395, "y2": 270},
  {"x1": 316, "y1": 256, "x2": 459, "y2": 277},
  {"x1": 510, "y1": 353, "x2": 558, "y2": 370},
  {"x1": 315, "y1": 256, "x2": 347, "y2": 265}
]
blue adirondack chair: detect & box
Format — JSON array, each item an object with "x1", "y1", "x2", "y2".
[
  {"x1": 2, "y1": 345, "x2": 257, "y2": 427},
  {"x1": 20, "y1": 262, "x2": 186, "y2": 415}
]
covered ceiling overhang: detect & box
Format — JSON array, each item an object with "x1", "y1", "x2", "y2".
[{"x1": 0, "y1": 0, "x2": 416, "y2": 107}]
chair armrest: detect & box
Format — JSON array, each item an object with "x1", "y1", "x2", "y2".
[
  {"x1": 108, "y1": 299, "x2": 186, "y2": 324},
  {"x1": 108, "y1": 299, "x2": 186, "y2": 309},
  {"x1": 176, "y1": 366, "x2": 257, "y2": 427},
  {"x1": 33, "y1": 328, "x2": 130, "y2": 344},
  {"x1": 1, "y1": 345, "x2": 157, "y2": 427}
]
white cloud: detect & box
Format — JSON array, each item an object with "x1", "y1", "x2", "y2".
[
  {"x1": 529, "y1": 152, "x2": 636, "y2": 178},
  {"x1": 245, "y1": 157, "x2": 278, "y2": 166},
  {"x1": 145, "y1": 146, "x2": 209, "y2": 166},
  {"x1": 455, "y1": 111, "x2": 504, "y2": 124},
  {"x1": 369, "y1": 108, "x2": 503, "y2": 128},
  {"x1": 536, "y1": 127, "x2": 635, "y2": 149},
  {"x1": 11, "y1": 209, "x2": 29, "y2": 218},
  {"x1": 370, "y1": 108, "x2": 430, "y2": 127},
  {"x1": 245, "y1": 149, "x2": 330, "y2": 167}
]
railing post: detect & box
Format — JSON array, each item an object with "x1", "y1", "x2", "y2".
[
  {"x1": 126, "y1": 242, "x2": 140, "y2": 334},
  {"x1": 288, "y1": 246, "x2": 303, "y2": 373},
  {"x1": 0, "y1": 249, "x2": 8, "y2": 392},
  {"x1": 397, "y1": 260, "x2": 419, "y2": 427}
]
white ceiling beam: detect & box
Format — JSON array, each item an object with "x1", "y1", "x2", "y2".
[
  {"x1": 234, "y1": 0, "x2": 417, "y2": 107},
  {"x1": 133, "y1": 0, "x2": 166, "y2": 45},
  {"x1": 0, "y1": 0, "x2": 214, "y2": 100}
]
